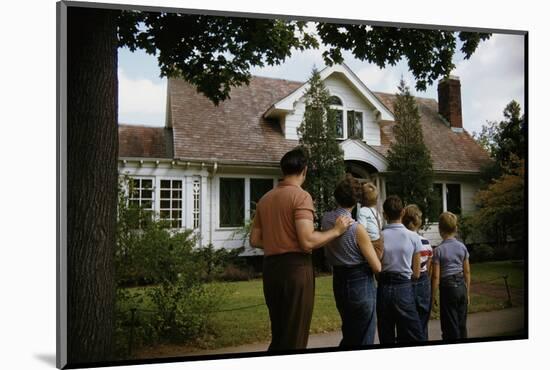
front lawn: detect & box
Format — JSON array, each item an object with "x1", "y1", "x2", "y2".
[
  {"x1": 470, "y1": 260, "x2": 525, "y2": 289},
  {"x1": 128, "y1": 260, "x2": 524, "y2": 352}
]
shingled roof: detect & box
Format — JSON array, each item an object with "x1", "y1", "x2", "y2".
[
  {"x1": 167, "y1": 76, "x2": 301, "y2": 164},
  {"x1": 119, "y1": 75, "x2": 491, "y2": 173},
  {"x1": 119, "y1": 125, "x2": 173, "y2": 159},
  {"x1": 373, "y1": 92, "x2": 492, "y2": 173}
]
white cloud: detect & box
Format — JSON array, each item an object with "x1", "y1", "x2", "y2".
[
  {"x1": 118, "y1": 68, "x2": 167, "y2": 126},
  {"x1": 453, "y1": 33, "x2": 525, "y2": 134},
  {"x1": 355, "y1": 60, "x2": 424, "y2": 96}
]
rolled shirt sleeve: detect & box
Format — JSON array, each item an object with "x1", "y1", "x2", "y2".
[
  {"x1": 432, "y1": 247, "x2": 440, "y2": 265},
  {"x1": 252, "y1": 207, "x2": 262, "y2": 229},
  {"x1": 412, "y1": 233, "x2": 423, "y2": 254},
  {"x1": 294, "y1": 192, "x2": 315, "y2": 221}
]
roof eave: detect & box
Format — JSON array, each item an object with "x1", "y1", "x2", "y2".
[{"x1": 263, "y1": 105, "x2": 292, "y2": 119}]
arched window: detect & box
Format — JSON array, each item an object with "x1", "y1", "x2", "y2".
[
  {"x1": 329, "y1": 96, "x2": 344, "y2": 138},
  {"x1": 328, "y1": 96, "x2": 343, "y2": 106}
]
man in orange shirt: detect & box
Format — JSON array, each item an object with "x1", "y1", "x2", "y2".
[{"x1": 250, "y1": 148, "x2": 353, "y2": 351}]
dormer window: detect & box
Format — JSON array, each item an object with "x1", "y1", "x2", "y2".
[
  {"x1": 329, "y1": 95, "x2": 344, "y2": 139},
  {"x1": 347, "y1": 110, "x2": 364, "y2": 139},
  {"x1": 328, "y1": 96, "x2": 343, "y2": 105},
  {"x1": 329, "y1": 95, "x2": 364, "y2": 140}
]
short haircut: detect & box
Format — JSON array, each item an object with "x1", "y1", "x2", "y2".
[
  {"x1": 439, "y1": 211, "x2": 458, "y2": 236},
  {"x1": 402, "y1": 204, "x2": 423, "y2": 231},
  {"x1": 383, "y1": 195, "x2": 403, "y2": 221},
  {"x1": 362, "y1": 182, "x2": 378, "y2": 207},
  {"x1": 280, "y1": 148, "x2": 307, "y2": 176},
  {"x1": 334, "y1": 174, "x2": 362, "y2": 208}
]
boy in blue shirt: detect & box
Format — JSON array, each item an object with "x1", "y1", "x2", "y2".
[
  {"x1": 431, "y1": 212, "x2": 471, "y2": 340},
  {"x1": 376, "y1": 195, "x2": 423, "y2": 343},
  {"x1": 402, "y1": 204, "x2": 433, "y2": 341}
]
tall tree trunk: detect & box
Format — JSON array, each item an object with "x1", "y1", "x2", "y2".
[{"x1": 67, "y1": 7, "x2": 118, "y2": 364}]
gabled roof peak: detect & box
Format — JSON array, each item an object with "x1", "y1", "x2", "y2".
[{"x1": 264, "y1": 62, "x2": 395, "y2": 121}]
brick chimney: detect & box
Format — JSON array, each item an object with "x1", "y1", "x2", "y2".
[{"x1": 438, "y1": 76, "x2": 463, "y2": 131}]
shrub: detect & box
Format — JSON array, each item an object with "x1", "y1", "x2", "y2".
[
  {"x1": 148, "y1": 279, "x2": 230, "y2": 342},
  {"x1": 219, "y1": 263, "x2": 257, "y2": 281},
  {"x1": 470, "y1": 244, "x2": 495, "y2": 262},
  {"x1": 114, "y1": 176, "x2": 233, "y2": 356},
  {"x1": 194, "y1": 244, "x2": 244, "y2": 281}
]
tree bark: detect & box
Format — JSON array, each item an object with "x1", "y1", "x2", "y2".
[{"x1": 67, "y1": 7, "x2": 118, "y2": 364}]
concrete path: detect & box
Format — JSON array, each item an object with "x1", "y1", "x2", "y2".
[{"x1": 189, "y1": 306, "x2": 525, "y2": 355}]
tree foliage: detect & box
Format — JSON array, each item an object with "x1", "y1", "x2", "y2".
[
  {"x1": 298, "y1": 68, "x2": 346, "y2": 218},
  {"x1": 467, "y1": 101, "x2": 525, "y2": 248},
  {"x1": 473, "y1": 100, "x2": 525, "y2": 182},
  {"x1": 386, "y1": 79, "x2": 436, "y2": 223},
  {"x1": 118, "y1": 12, "x2": 318, "y2": 104},
  {"x1": 467, "y1": 157, "x2": 525, "y2": 247},
  {"x1": 117, "y1": 11, "x2": 491, "y2": 103},
  {"x1": 287, "y1": 24, "x2": 489, "y2": 91}
]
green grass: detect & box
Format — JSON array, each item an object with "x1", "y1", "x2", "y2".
[
  {"x1": 470, "y1": 260, "x2": 525, "y2": 289},
  {"x1": 196, "y1": 276, "x2": 342, "y2": 349},
  {"x1": 206, "y1": 279, "x2": 270, "y2": 348},
  {"x1": 127, "y1": 260, "x2": 525, "y2": 351}
]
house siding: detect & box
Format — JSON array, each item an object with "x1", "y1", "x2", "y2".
[
  {"x1": 282, "y1": 74, "x2": 381, "y2": 145},
  {"x1": 323, "y1": 74, "x2": 381, "y2": 146},
  {"x1": 283, "y1": 98, "x2": 305, "y2": 140}
]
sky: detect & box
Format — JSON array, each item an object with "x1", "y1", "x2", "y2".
[{"x1": 118, "y1": 30, "x2": 525, "y2": 136}]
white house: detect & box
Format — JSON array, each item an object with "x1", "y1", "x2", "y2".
[{"x1": 118, "y1": 63, "x2": 491, "y2": 254}]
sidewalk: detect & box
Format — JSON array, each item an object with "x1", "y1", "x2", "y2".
[{"x1": 190, "y1": 306, "x2": 525, "y2": 355}]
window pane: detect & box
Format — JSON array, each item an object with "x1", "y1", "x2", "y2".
[
  {"x1": 193, "y1": 178, "x2": 201, "y2": 229},
  {"x1": 347, "y1": 110, "x2": 355, "y2": 138},
  {"x1": 354, "y1": 112, "x2": 363, "y2": 139},
  {"x1": 158, "y1": 179, "x2": 184, "y2": 228},
  {"x1": 446, "y1": 184, "x2": 462, "y2": 215},
  {"x1": 129, "y1": 187, "x2": 139, "y2": 198},
  {"x1": 250, "y1": 179, "x2": 273, "y2": 216},
  {"x1": 430, "y1": 183, "x2": 443, "y2": 222},
  {"x1": 347, "y1": 111, "x2": 363, "y2": 139},
  {"x1": 329, "y1": 96, "x2": 342, "y2": 106},
  {"x1": 335, "y1": 110, "x2": 343, "y2": 138},
  {"x1": 141, "y1": 200, "x2": 152, "y2": 209},
  {"x1": 220, "y1": 178, "x2": 244, "y2": 227},
  {"x1": 142, "y1": 179, "x2": 153, "y2": 189},
  {"x1": 141, "y1": 190, "x2": 153, "y2": 199}
]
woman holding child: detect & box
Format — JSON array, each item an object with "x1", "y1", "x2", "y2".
[
  {"x1": 322, "y1": 175, "x2": 382, "y2": 347},
  {"x1": 324, "y1": 174, "x2": 469, "y2": 345}
]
